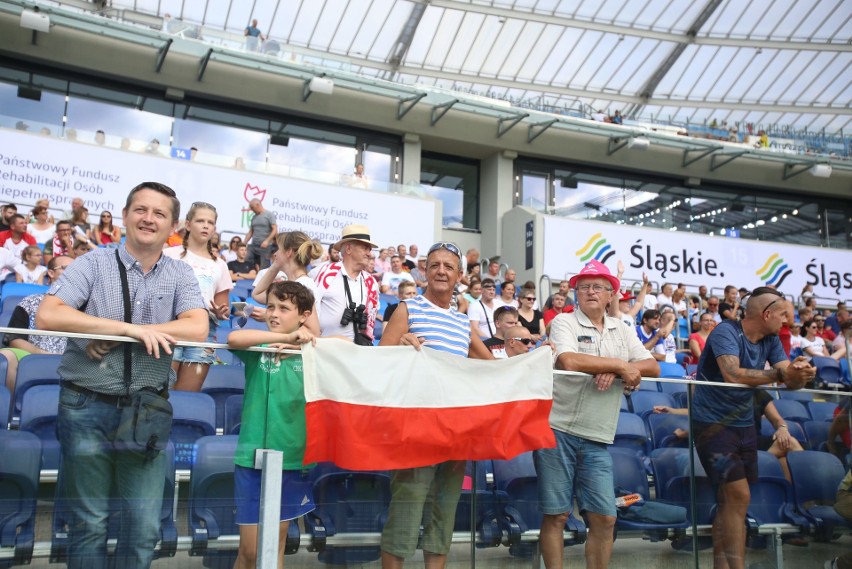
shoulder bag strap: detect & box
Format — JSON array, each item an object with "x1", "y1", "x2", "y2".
[{"x1": 115, "y1": 250, "x2": 133, "y2": 397}]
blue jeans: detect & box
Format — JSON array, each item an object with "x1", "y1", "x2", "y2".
[{"x1": 57, "y1": 385, "x2": 166, "y2": 569}]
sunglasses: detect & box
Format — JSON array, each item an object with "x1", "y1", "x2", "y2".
[
  {"x1": 427, "y1": 241, "x2": 461, "y2": 258},
  {"x1": 510, "y1": 337, "x2": 533, "y2": 345},
  {"x1": 524, "y1": 297, "x2": 536, "y2": 301}
]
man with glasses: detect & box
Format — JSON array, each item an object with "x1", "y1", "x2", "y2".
[
  {"x1": 379, "y1": 241, "x2": 492, "y2": 569},
  {"x1": 702, "y1": 295, "x2": 723, "y2": 324},
  {"x1": 504, "y1": 325, "x2": 535, "y2": 357},
  {"x1": 483, "y1": 305, "x2": 520, "y2": 359},
  {"x1": 691, "y1": 287, "x2": 815, "y2": 569},
  {"x1": 44, "y1": 220, "x2": 76, "y2": 264},
  {"x1": 537, "y1": 259, "x2": 658, "y2": 569}
]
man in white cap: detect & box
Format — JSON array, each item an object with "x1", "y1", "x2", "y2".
[
  {"x1": 535, "y1": 259, "x2": 658, "y2": 569},
  {"x1": 313, "y1": 224, "x2": 379, "y2": 344}
]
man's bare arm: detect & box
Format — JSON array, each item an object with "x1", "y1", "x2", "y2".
[{"x1": 716, "y1": 354, "x2": 785, "y2": 386}]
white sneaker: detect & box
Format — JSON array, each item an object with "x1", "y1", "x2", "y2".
[{"x1": 824, "y1": 558, "x2": 838, "y2": 569}]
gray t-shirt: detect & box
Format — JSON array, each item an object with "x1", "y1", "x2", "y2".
[
  {"x1": 549, "y1": 309, "x2": 654, "y2": 444},
  {"x1": 249, "y1": 210, "x2": 276, "y2": 244}
]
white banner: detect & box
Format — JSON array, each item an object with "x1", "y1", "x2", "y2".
[
  {"x1": 0, "y1": 130, "x2": 436, "y2": 249},
  {"x1": 543, "y1": 215, "x2": 852, "y2": 300}
]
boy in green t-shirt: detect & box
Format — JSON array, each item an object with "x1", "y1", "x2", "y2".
[{"x1": 228, "y1": 281, "x2": 316, "y2": 569}]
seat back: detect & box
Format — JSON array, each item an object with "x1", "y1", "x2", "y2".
[
  {"x1": 169, "y1": 391, "x2": 217, "y2": 470},
  {"x1": 648, "y1": 413, "x2": 689, "y2": 449},
  {"x1": 760, "y1": 417, "x2": 807, "y2": 446},
  {"x1": 812, "y1": 356, "x2": 843, "y2": 384},
  {"x1": 19, "y1": 384, "x2": 60, "y2": 471},
  {"x1": 612, "y1": 412, "x2": 649, "y2": 457},
  {"x1": 658, "y1": 362, "x2": 686, "y2": 379},
  {"x1": 11, "y1": 354, "x2": 62, "y2": 420},
  {"x1": 0, "y1": 283, "x2": 48, "y2": 304},
  {"x1": 649, "y1": 448, "x2": 715, "y2": 524},
  {"x1": 200, "y1": 366, "x2": 246, "y2": 431},
  {"x1": 627, "y1": 391, "x2": 675, "y2": 418},
  {"x1": 807, "y1": 401, "x2": 839, "y2": 422},
  {"x1": 777, "y1": 389, "x2": 813, "y2": 402},
  {"x1": 608, "y1": 447, "x2": 650, "y2": 497},
  {"x1": 0, "y1": 385, "x2": 10, "y2": 428},
  {"x1": 224, "y1": 394, "x2": 244, "y2": 435},
  {"x1": 188, "y1": 435, "x2": 239, "y2": 566},
  {"x1": 1, "y1": 295, "x2": 25, "y2": 315},
  {"x1": 771, "y1": 399, "x2": 811, "y2": 423},
  {"x1": 748, "y1": 451, "x2": 792, "y2": 525},
  {"x1": 802, "y1": 421, "x2": 831, "y2": 451},
  {"x1": 659, "y1": 380, "x2": 688, "y2": 394},
  {"x1": 786, "y1": 451, "x2": 846, "y2": 509},
  {"x1": 0, "y1": 430, "x2": 41, "y2": 561}
]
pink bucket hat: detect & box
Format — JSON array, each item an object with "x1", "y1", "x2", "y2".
[{"x1": 568, "y1": 260, "x2": 620, "y2": 292}]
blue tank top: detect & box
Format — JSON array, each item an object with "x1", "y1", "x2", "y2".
[{"x1": 404, "y1": 295, "x2": 470, "y2": 358}]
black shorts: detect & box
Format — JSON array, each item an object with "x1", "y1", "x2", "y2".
[{"x1": 693, "y1": 421, "x2": 758, "y2": 486}]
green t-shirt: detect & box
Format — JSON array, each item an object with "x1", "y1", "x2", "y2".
[{"x1": 234, "y1": 347, "x2": 309, "y2": 470}]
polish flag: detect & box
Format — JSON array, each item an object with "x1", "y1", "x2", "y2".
[{"x1": 302, "y1": 339, "x2": 556, "y2": 470}]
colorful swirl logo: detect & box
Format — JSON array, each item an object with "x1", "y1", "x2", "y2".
[
  {"x1": 755, "y1": 253, "x2": 792, "y2": 288},
  {"x1": 576, "y1": 233, "x2": 615, "y2": 264}
]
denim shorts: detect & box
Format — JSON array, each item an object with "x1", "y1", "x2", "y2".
[
  {"x1": 533, "y1": 429, "x2": 616, "y2": 517},
  {"x1": 172, "y1": 325, "x2": 216, "y2": 365},
  {"x1": 234, "y1": 465, "x2": 315, "y2": 524}
]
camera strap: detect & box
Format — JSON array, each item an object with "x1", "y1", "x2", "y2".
[
  {"x1": 115, "y1": 249, "x2": 133, "y2": 398},
  {"x1": 342, "y1": 272, "x2": 363, "y2": 338}
]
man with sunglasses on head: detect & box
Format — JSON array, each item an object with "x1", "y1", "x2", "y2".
[
  {"x1": 537, "y1": 260, "x2": 658, "y2": 569},
  {"x1": 379, "y1": 241, "x2": 492, "y2": 569},
  {"x1": 691, "y1": 287, "x2": 815, "y2": 569}
]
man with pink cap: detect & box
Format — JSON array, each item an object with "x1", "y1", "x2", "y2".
[{"x1": 534, "y1": 260, "x2": 659, "y2": 569}]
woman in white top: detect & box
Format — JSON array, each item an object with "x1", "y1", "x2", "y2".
[
  {"x1": 499, "y1": 281, "x2": 518, "y2": 308},
  {"x1": 252, "y1": 230, "x2": 323, "y2": 335},
  {"x1": 27, "y1": 206, "x2": 55, "y2": 244},
  {"x1": 163, "y1": 202, "x2": 232, "y2": 391},
  {"x1": 799, "y1": 319, "x2": 829, "y2": 360}
]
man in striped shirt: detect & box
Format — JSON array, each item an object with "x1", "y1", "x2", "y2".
[{"x1": 379, "y1": 241, "x2": 492, "y2": 569}]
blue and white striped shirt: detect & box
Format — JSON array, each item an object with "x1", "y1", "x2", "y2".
[{"x1": 404, "y1": 295, "x2": 470, "y2": 358}]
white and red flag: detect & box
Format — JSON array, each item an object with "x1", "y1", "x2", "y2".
[{"x1": 301, "y1": 339, "x2": 556, "y2": 470}]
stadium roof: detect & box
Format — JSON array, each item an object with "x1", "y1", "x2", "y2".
[{"x1": 111, "y1": 0, "x2": 852, "y2": 134}]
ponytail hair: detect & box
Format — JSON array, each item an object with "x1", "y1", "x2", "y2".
[
  {"x1": 277, "y1": 231, "x2": 323, "y2": 269},
  {"x1": 182, "y1": 202, "x2": 218, "y2": 260}
]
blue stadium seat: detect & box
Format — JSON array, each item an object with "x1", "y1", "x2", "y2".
[
  {"x1": 1, "y1": 295, "x2": 24, "y2": 315},
  {"x1": 840, "y1": 357, "x2": 850, "y2": 384},
  {"x1": 647, "y1": 413, "x2": 689, "y2": 450},
  {"x1": 658, "y1": 362, "x2": 686, "y2": 379},
  {"x1": 771, "y1": 399, "x2": 811, "y2": 424},
  {"x1": 18, "y1": 384, "x2": 60, "y2": 471},
  {"x1": 671, "y1": 391, "x2": 689, "y2": 409},
  {"x1": 650, "y1": 448, "x2": 716, "y2": 526},
  {"x1": 626, "y1": 391, "x2": 675, "y2": 419},
  {"x1": 231, "y1": 279, "x2": 254, "y2": 301},
  {"x1": 188, "y1": 435, "x2": 240, "y2": 567},
  {"x1": 200, "y1": 366, "x2": 245, "y2": 432},
  {"x1": 304, "y1": 464, "x2": 391, "y2": 564},
  {"x1": 452, "y1": 460, "x2": 502, "y2": 548},
  {"x1": 0, "y1": 385, "x2": 9, "y2": 428},
  {"x1": 745, "y1": 451, "x2": 809, "y2": 548},
  {"x1": 760, "y1": 418, "x2": 807, "y2": 447},
  {"x1": 608, "y1": 447, "x2": 688, "y2": 538},
  {"x1": 620, "y1": 394, "x2": 628, "y2": 412},
  {"x1": 0, "y1": 283, "x2": 48, "y2": 304},
  {"x1": 51, "y1": 444, "x2": 179, "y2": 563},
  {"x1": 776, "y1": 388, "x2": 813, "y2": 402},
  {"x1": 659, "y1": 380, "x2": 688, "y2": 395},
  {"x1": 0, "y1": 430, "x2": 40, "y2": 566},
  {"x1": 612, "y1": 412, "x2": 649, "y2": 458},
  {"x1": 224, "y1": 394, "x2": 243, "y2": 435},
  {"x1": 169, "y1": 391, "x2": 217, "y2": 470},
  {"x1": 811, "y1": 356, "x2": 843, "y2": 385},
  {"x1": 808, "y1": 401, "x2": 839, "y2": 423},
  {"x1": 802, "y1": 421, "x2": 832, "y2": 451},
  {"x1": 10, "y1": 354, "x2": 62, "y2": 425},
  {"x1": 492, "y1": 451, "x2": 586, "y2": 558},
  {"x1": 786, "y1": 451, "x2": 852, "y2": 540},
  {"x1": 637, "y1": 379, "x2": 660, "y2": 391}
]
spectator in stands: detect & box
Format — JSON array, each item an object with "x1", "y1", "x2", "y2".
[
  {"x1": 94, "y1": 210, "x2": 122, "y2": 247},
  {"x1": 373, "y1": 246, "x2": 392, "y2": 280},
  {"x1": 0, "y1": 213, "x2": 37, "y2": 261},
  {"x1": 482, "y1": 306, "x2": 519, "y2": 359},
  {"x1": 642, "y1": 281, "x2": 657, "y2": 311},
  {"x1": 94, "y1": 129, "x2": 106, "y2": 146},
  {"x1": 463, "y1": 278, "x2": 481, "y2": 304},
  {"x1": 517, "y1": 287, "x2": 545, "y2": 342},
  {"x1": 145, "y1": 138, "x2": 162, "y2": 155},
  {"x1": 719, "y1": 285, "x2": 740, "y2": 321},
  {"x1": 656, "y1": 283, "x2": 674, "y2": 311},
  {"x1": 73, "y1": 239, "x2": 93, "y2": 257},
  {"x1": 70, "y1": 206, "x2": 93, "y2": 242},
  {"x1": 408, "y1": 256, "x2": 427, "y2": 289},
  {"x1": 0, "y1": 256, "x2": 73, "y2": 389},
  {"x1": 27, "y1": 205, "x2": 55, "y2": 244},
  {"x1": 612, "y1": 273, "x2": 648, "y2": 328},
  {"x1": 789, "y1": 322, "x2": 803, "y2": 356},
  {"x1": 671, "y1": 287, "x2": 688, "y2": 318},
  {"x1": 653, "y1": 312, "x2": 678, "y2": 364},
  {"x1": 800, "y1": 283, "x2": 815, "y2": 301},
  {"x1": 543, "y1": 292, "x2": 572, "y2": 327},
  {"x1": 467, "y1": 263, "x2": 481, "y2": 281},
  {"x1": 348, "y1": 162, "x2": 369, "y2": 189},
  {"x1": 702, "y1": 295, "x2": 723, "y2": 324},
  {"x1": 244, "y1": 18, "x2": 265, "y2": 51},
  {"x1": 503, "y1": 268, "x2": 517, "y2": 286},
  {"x1": 499, "y1": 281, "x2": 518, "y2": 308},
  {"x1": 382, "y1": 281, "x2": 418, "y2": 324},
  {"x1": 545, "y1": 280, "x2": 571, "y2": 310},
  {"x1": 313, "y1": 224, "x2": 380, "y2": 344},
  {"x1": 14, "y1": 246, "x2": 46, "y2": 284},
  {"x1": 800, "y1": 319, "x2": 829, "y2": 360},
  {"x1": 611, "y1": 110, "x2": 623, "y2": 125},
  {"x1": 0, "y1": 203, "x2": 17, "y2": 231},
  {"x1": 460, "y1": 248, "x2": 479, "y2": 282},
  {"x1": 163, "y1": 202, "x2": 232, "y2": 391},
  {"x1": 36, "y1": 182, "x2": 208, "y2": 568},
  {"x1": 688, "y1": 313, "x2": 716, "y2": 364},
  {"x1": 226, "y1": 280, "x2": 318, "y2": 569},
  {"x1": 691, "y1": 287, "x2": 814, "y2": 569},
  {"x1": 829, "y1": 320, "x2": 852, "y2": 362},
  {"x1": 243, "y1": 198, "x2": 278, "y2": 270},
  {"x1": 251, "y1": 231, "x2": 323, "y2": 336},
  {"x1": 504, "y1": 325, "x2": 535, "y2": 357},
  {"x1": 698, "y1": 285, "x2": 709, "y2": 307},
  {"x1": 538, "y1": 260, "x2": 656, "y2": 569},
  {"x1": 485, "y1": 260, "x2": 502, "y2": 285},
  {"x1": 636, "y1": 309, "x2": 668, "y2": 353},
  {"x1": 228, "y1": 243, "x2": 257, "y2": 282},
  {"x1": 221, "y1": 236, "x2": 242, "y2": 263},
  {"x1": 381, "y1": 255, "x2": 416, "y2": 294},
  {"x1": 828, "y1": 399, "x2": 851, "y2": 464},
  {"x1": 825, "y1": 303, "x2": 847, "y2": 334},
  {"x1": 379, "y1": 241, "x2": 492, "y2": 569},
  {"x1": 406, "y1": 244, "x2": 419, "y2": 266},
  {"x1": 815, "y1": 316, "x2": 837, "y2": 344},
  {"x1": 467, "y1": 277, "x2": 501, "y2": 340},
  {"x1": 233, "y1": 156, "x2": 246, "y2": 169},
  {"x1": 826, "y1": 468, "x2": 852, "y2": 569}
]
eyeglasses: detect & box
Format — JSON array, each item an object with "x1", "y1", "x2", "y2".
[
  {"x1": 427, "y1": 241, "x2": 461, "y2": 259},
  {"x1": 576, "y1": 284, "x2": 612, "y2": 293},
  {"x1": 708, "y1": 303, "x2": 719, "y2": 306},
  {"x1": 510, "y1": 337, "x2": 533, "y2": 345},
  {"x1": 191, "y1": 201, "x2": 217, "y2": 211},
  {"x1": 101, "y1": 214, "x2": 111, "y2": 218},
  {"x1": 524, "y1": 297, "x2": 536, "y2": 301}
]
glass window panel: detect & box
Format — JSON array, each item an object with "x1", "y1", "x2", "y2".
[
  {"x1": 564, "y1": 31, "x2": 604, "y2": 89},
  {"x1": 497, "y1": 21, "x2": 546, "y2": 80},
  {"x1": 655, "y1": 44, "x2": 699, "y2": 97},
  {"x1": 482, "y1": 19, "x2": 525, "y2": 77},
  {"x1": 420, "y1": 154, "x2": 479, "y2": 229},
  {"x1": 0, "y1": 81, "x2": 66, "y2": 134},
  {"x1": 367, "y1": 0, "x2": 410, "y2": 60},
  {"x1": 515, "y1": 24, "x2": 563, "y2": 82},
  {"x1": 441, "y1": 12, "x2": 485, "y2": 72},
  {"x1": 250, "y1": 2, "x2": 278, "y2": 36},
  {"x1": 66, "y1": 96, "x2": 172, "y2": 150},
  {"x1": 290, "y1": 1, "x2": 324, "y2": 46},
  {"x1": 754, "y1": 0, "x2": 795, "y2": 39},
  {"x1": 825, "y1": 207, "x2": 851, "y2": 250},
  {"x1": 519, "y1": 173, "x2": 548, "y2": 212},
  {"x1": 423, "y1": 9, "x2": 462, "y2": 69},
  {"x1": 173, "y1": 119, "x2": 268, "y2": 167},
  {"x1": 226, "y1": 3, "x2": 254, "y2": 30},
  {"x1": 631, "y1": 0, "x2": 669, "y2": 29},
  {"x1": 705, "y1": 1, "x2": 750, "y2": 37},
  {"x1": 797, "y1": 0, "x2": 837, "y2": 39},
  {"x1": 730, "y1": 2, "x2": 773, "y2": 38},
  {"x1": 202, "y1": 2, "x2": 228, "y2": 28},
  {"x1": 461, "y1": 16, "x2": 506, "y2": 74},
  {"x1": 180, "y1": 0, "x2": 207, "y2": 25},
  {"x1": 534, "y1": 27, "x2": 584, "y2": 84}
]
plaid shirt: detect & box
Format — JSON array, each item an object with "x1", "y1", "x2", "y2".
[{"x1": 48, "y1": 245, "x2": 205, "y2": 395}]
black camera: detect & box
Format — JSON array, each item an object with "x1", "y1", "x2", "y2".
[{"x1": 340, "y1": 302, "x2": 368, "y2": 331}]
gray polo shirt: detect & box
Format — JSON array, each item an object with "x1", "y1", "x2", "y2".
[
  {"x1": 549, "y1": 308, "x2": 653, "y2": 444},
  {"x1": 249, "y1": 209, "x2": 276, "y2": 244},
  {"x1": 48, "y1": 245, "x2": 205, "y2": 394}
]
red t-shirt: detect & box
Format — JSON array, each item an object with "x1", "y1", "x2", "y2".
[{"x1": 778, "y1": 324, "x2": 791, "y2": 357}]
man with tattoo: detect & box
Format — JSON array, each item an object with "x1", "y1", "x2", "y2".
[{"x1": 691, "y1": 287, "x2": 815, "y2": 569}]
